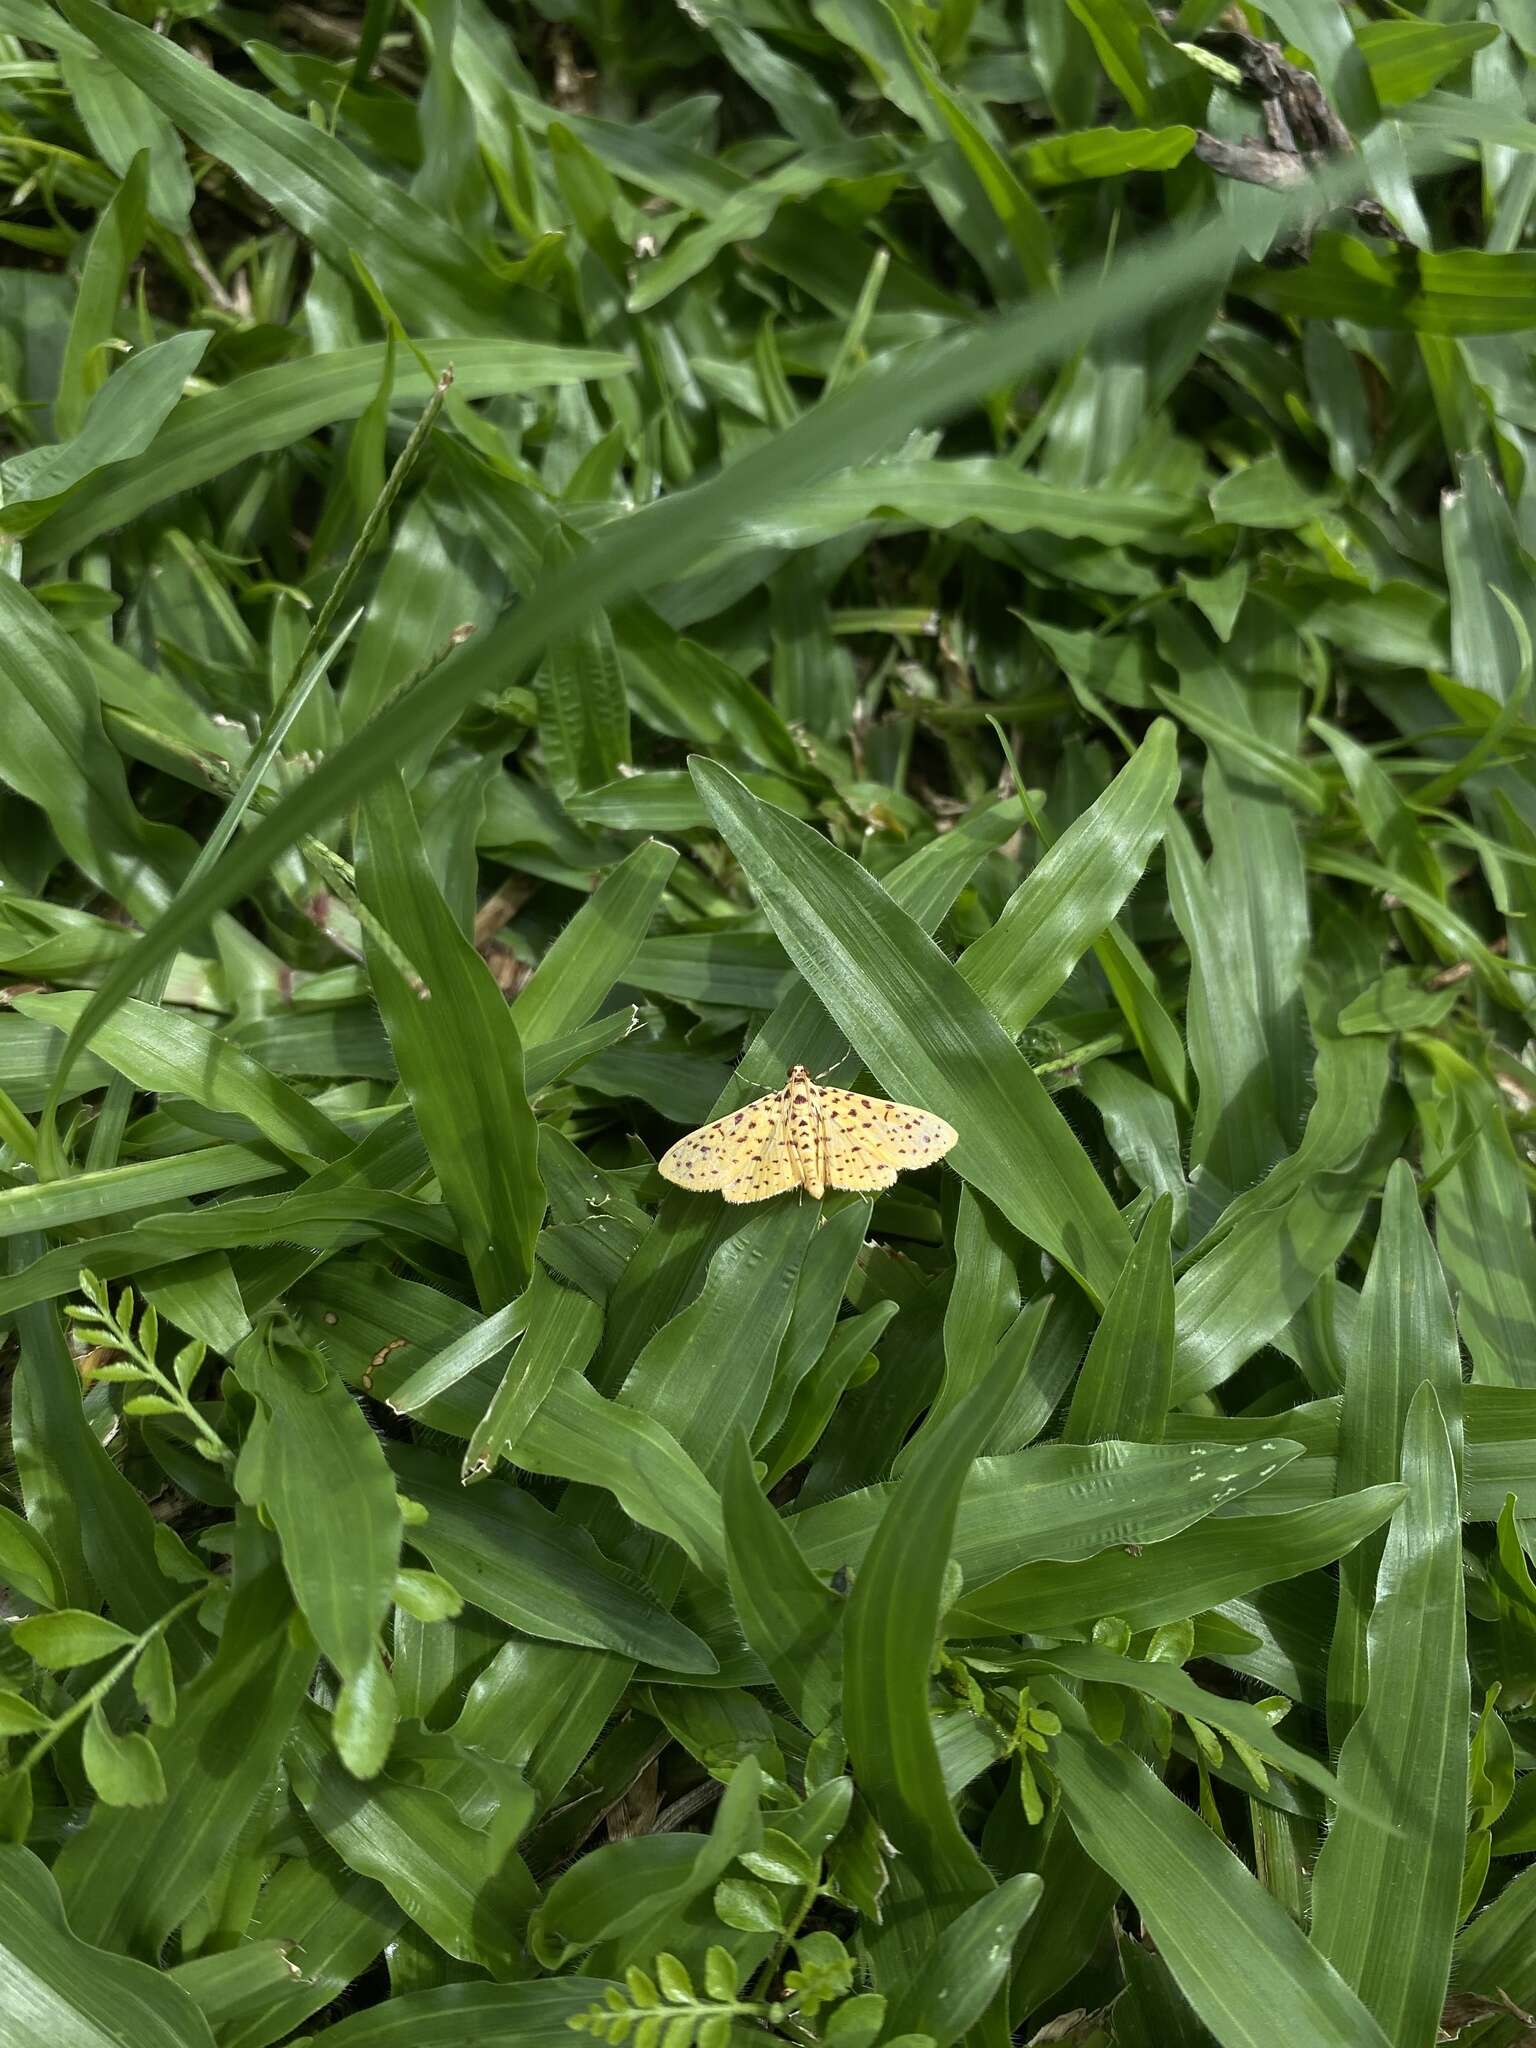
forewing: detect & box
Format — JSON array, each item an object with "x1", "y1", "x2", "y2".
[
  {"x1": 659, "y1": 1093, "x2": 784, "y2": 1192},
  {"x1": 815, "y1": 1086, "x2": 958, "y2": 1170}
]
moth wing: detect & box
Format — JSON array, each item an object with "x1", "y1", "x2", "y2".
[
  {"x1": 815, "y1": 1086, "x2": 958, "y2": 1170},
  {"x1": 820, "y1": 1122, "x2": 899, "y2": 1193},
  {"x1": 659, "y1": 1094, "x2": 784, "y2": 1192},
  {"x1": 720, "y1": 1124, "x2": 801, "y2": 1203}
]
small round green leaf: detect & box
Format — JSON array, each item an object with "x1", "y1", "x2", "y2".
[
  {"x1": 713, "y1": 1877, "x2": 782, "y2": 1933},
  {"x1": 12, "y1": 1609, "x2": 137, "y2": 1669},
  {"x1": 81, "y1": 1702, "x2": 166, "y2": 1807},
  {"x1": 0, "y1": 1691, "x2": 52, "y2": 1736}
]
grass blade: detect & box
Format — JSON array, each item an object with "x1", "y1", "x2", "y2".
[
  {"x1": 1310, "y1": 1385, "x2": 1468, "y2": 2044},
  {"x1": 1045, "y1": 1683, "x2": 1393, "y2": 2048}
]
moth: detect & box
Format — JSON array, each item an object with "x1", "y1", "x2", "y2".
[{"x1": 659, "y1": 1064, "x2": 958, "y2": 1203}]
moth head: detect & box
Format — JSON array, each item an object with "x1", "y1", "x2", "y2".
[{"x1": 787, "y1": 1064, "x2": 811, "y2": 1084}]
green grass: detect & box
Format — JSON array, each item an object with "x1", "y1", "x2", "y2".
[{"x1": 0, "y1": 3, "x2": 1534, "y2": 2044}]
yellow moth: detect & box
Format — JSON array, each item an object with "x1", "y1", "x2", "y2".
[{"x1": 659, "y1": 1063, "x2": 958, "y2": 1204}]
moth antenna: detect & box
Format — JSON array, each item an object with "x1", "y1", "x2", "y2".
[{"x1": 813, "y1": 1044, "x2": 853, "y2": 1082}]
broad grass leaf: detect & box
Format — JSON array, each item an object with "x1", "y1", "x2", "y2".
[
  {"x1": 339, "y1": 476, "x2": 509, "y2": 738},
  {"x1": 615, "y1": 601, "x2": 801, "y2": 772},
  {"x1": 1164, "y1": 821, "x2": 1277, "y2": 1192},
  {"x1": 1022, "y1": 124, "x2": 1195, "y2": 182},
  {"x1": 1065, "y1": 1193, "x2": 1174, "y2": 1444},
  {"x1": 692, "y1": 5, "x2": 843, "y2": 148},
  {"x1": 233, "y1": 1334, "x2": 402, "y2": 1688},
  {"x1": 10, "y1": 1283, "x2": 194, "y2": 1650},
  {"x1": 388, "y1": 1444, "x2": 715, "y2": 1672},
  {"x1": 906, "y1": 1186, "x2": 1020, "y2": 1460},
  {"x1": 531, "y1": 1759, "x2": 763, "y2": 1971},
  {"x1": 1170, "y1": 1155, "x2": 1381, "y2": 1405},
  {"x1": 1112, "y1": 1934, "x2": 1219, "y2": 2048},
  {"x1": 0, "y1": 1147, "x2": 284, "y2": 1246},
  {"x1": 15, "y1": 993, "x2": 349, "y2": 1169},
  {"x1": 287, "y1": 1706, "x2": 534, "y2": 1977},
  {"x1": 1243, "y1": 231, "x2": 1536, "y2": 334},
  {"x1": 618, "y1": 1199, "x2": 820, "y2": 1480},
  {"x1": 0, "y1": 575, "x2": 191, "y2": 925},
  {"x1": 236, "y1": 1849, "x2": 403, "y2": 2048},
  {"x1": 956, "y1": 717, "x2": 1179, "y2": 1036},
  {"x1": 567, "y1": 769, "x2": 817, "y2": 833},
  {"x1": 681, "y1": 1435, "x2": 1315, "y2": 1652},
  {"x1": 0, "y1": 1845, "x2": 216, "y2": 2048},
  {"x1": 881, "y1": 1875, "x2": 1044, "y2": 2048},
  {"x1": 1044, "y1": 1682, "x2": 1393, "y2": 2047},
  {"x1": 289, "y1": 1262, "x2": 506, "y2": 1429},
  {"x1": 624, "y1": 930, "x2": 794, "y2": 1011},
  {"x1": 1442, "y1": 451, "x2": 1536, "y2": 705},
  {"x1": 1078, "y1": 1060, "x2": 1188, "y2": 1232},
  {"x1": 833, "y1": 1, "x2": 1052, "y2": 291},
  {"x1": 1168, "y1": 916, "x2": 1393, "y2": 1404},
  {"x1": 1310, "y1": 717, "x2": 1445, "y2": 896},
  {"x1": 49, "y1": 1184, "x2": 455, "y2": 1267},
  {"x1": 1009, "y1": 1810, "x2": 1122, "y2": 2020},
  {"x1": 736, "y1": 457, "x2": 1198, "y2": 548},
  {"x1": 1166, "y1": 614, "x2": 1313, "y2": 1143},
  {"x1": 692, "y1": 758, "x2": 1130, "y2": 1304},
  {"x1": 1179, "y1": 915, "x2": 1392, "y2": 1263},
  {"x1": 32, "y1": 340, "x2": 631, "y2": 566},
  {"x1": 55, "y1": 35, "x2": 193, "y2": 231},
  {"x1": 959, "y1": 1486, "x2": 1404, "y2": 1636},
  {"x1": 164, "y1": 1942, "x2": 305, "y2": 2039},
  {"x1": 0, "y1": 3, "x2": 1522, "y2": 2035},
  {"x1": 722, "y1": 1432, "x2": 842, "y2": 1734},
  {"x1": 1454, "y1": 1862, "x2": 1536, "y2": 2032},
  {"x1": 1358, "y1": 20, "x2": 1497, "y2": 105},
  {"x1": 985, "y1": 1293, "x2": 1091, "y2": 1458},
  {"x1": 1407, "y1": 1049, "x2": 1536, "y2": 1388},
  {"x1": 1154, "y1": 683, "x2": 1329, "y2": 813},
  {"x1": 516, "y1": 1369, "x2": 725, "y2": 1578},
  {"x1": 386, "y1": 1291, "x2": 532, "y2": 1418},
  {"x1": 1328, "y1": 1160, "x2": 1464, "y2": 1741},
  {"x1": 0, "y1": 329, "x2": 210, "y2": 532},
  {"x1": 1310, "y1": 1386, "x2": 1467, "y2": 2046},
  {"x1": 626, "y1": 140, "x2": 895, "y2": 313},
  {"x1": 0, "y1": 1014, "x2": 113, "y2": 1111},
  {"x1": 359, "y1": 772, "x2": 543, "y2": 1307},
  {"x1": 526, "y1": 1010, "x2": 641, "y2": 1092},
  {"x1": 509, "y1": 840, "x2": 675, "y2": 1050},
  {"x1": 532, "y1": 530, "x2": 631, "y2": 798},
  {"x1": 463, "y1": 1270, "x2": 602, "y2": 1482},
  {"x1": 760, "y1": 1302, "x2": 898, "y2": 1488},
  {"x1": 1336, "y1": 969, "x2": 1460, "y2": 1037},
  {"x1": 758, "y1": 1195, "x2": 872, "y2": 1446},
  {"x1": 853, "y1": 1437, "x2": 1300, "y2": 1581},
  {"x1": 843, "y1": 1349, "x2": 1021, "y2": 1961},
  {"x1": 298, "y1": 1980, "x2": 622, "y2": 2045},
  {"x1": 799, "y1": 1255, "x2": 948, "y2": 1507},
  {"x1": 1026, "y1": 1644, "x2": 1347, "y2": 1808},
  {"x1": 1308, "y1": 850, "x2": 1516, "y2": 1004}
]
